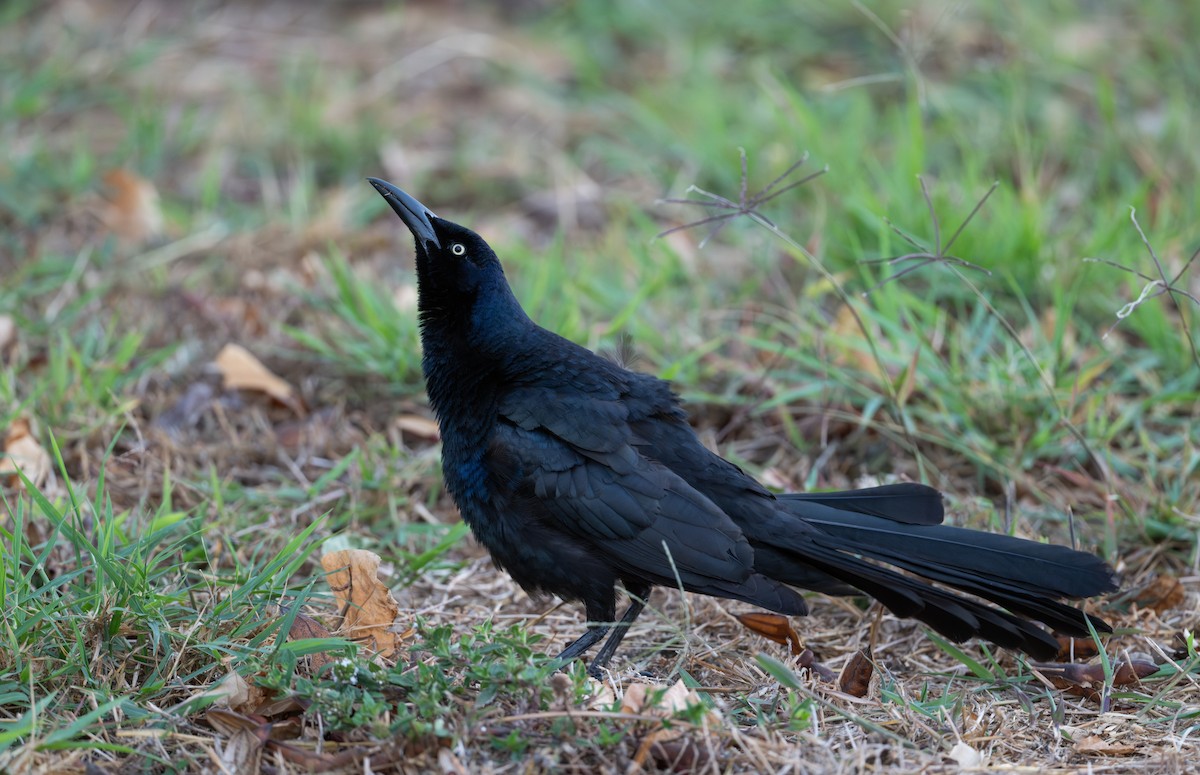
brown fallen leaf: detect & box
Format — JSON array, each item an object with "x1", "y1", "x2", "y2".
[
  {"x1": 213, "y1": 343, "x2": 303, "y2": 414},
  {"x1": 1053, "y1": 633, "x2": 1100, "y2": 662},
  {"x1": 256, "y1": 695, "x2": 310, "y2": 720},
  {"x1": 1131, "y1": 574, "x2": 1185, "y2": 614},
  {"x1": 0, "y1": 314, "x2": 15, "y2": 363},
  {"x1": 288, "y1": 612, "x2": 332, "y2": 640},
  {"x1": 102, "y1": 168, "x2": 163, "y2": 244},
  {"x1": 619, "y1": 683, "x2": 658, "y2": 715},
  {"x1": 636, "y1": 729, "x2": 712, "y2": 774},
  {"x1": 1, "y1": 417, "x2": 52, "y2": 491},
  {"x1": 206, "y1": 707, "x2": 267, "y2": 736},
  {"x1": 207, "y1": 709, "x2": 350, "y2": 768},
  {"x1": 215, "y1": 726, "x2": 265, "y2": 774},
  {"x1": 200, "y1": 669, "x2": 271, "y2": 715},
  {"x1": 586, "y1": 677, "x2": 618, "y2": 710},
  {"x1": 737, "y1": 611, "x2": 803, "y2": 655},
  {"x1": 395, "y1": 414, "x2": 441, "y2": 441},
  {"x1": 1074, "y1": 734, "x2": 1138, "y2": 756},
  {"x1": 288, "y1": 612, "x2": 335, "y2": 674},
  {"x1": 838, "y1": 649, "x2": 873, "y2": 698},
  {"x1": 622, "y1": 680, "x2": 718, "y2": 773},
  {"x1": 1032, "y1": 657, "x2": 1158, "y2": 701},
  {"x1": 621, "y1": 680, "x2": 718, "y2": 722},
  {"x1": 1111, "y1": 658, "x2": 1160, "y2": 685},
  {"x1": 797, "y1": 648, "x2": 837, "y2": 682},
  {"x1": 321, "y1": 549, "x2": 404, "y2": 659}
]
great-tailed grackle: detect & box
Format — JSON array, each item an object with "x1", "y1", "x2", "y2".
[{"x1": 368, "y1": 177, "x2": 1118, "y2": 676}]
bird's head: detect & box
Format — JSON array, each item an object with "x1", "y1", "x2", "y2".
[
  {"x1": 368, "y1": 177, "x2": 529, "y2": 350},
  {"x1": 368, "y1": 177, "x2": 505, "y2": 295}
]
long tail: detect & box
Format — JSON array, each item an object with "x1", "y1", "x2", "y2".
[{"x1": 749, "y1": 484, "x2": 1119, "y2": 660}]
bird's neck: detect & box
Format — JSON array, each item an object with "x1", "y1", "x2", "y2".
[
  {"x1": 419, "y1": 312, "x2": 540, "y2": 510},
  {"x1": 420, "y1": 320, "x2": 499, "y2": 429},
  {"x1": 417, "y1": 297, "x2": 534, "y2": 444}
]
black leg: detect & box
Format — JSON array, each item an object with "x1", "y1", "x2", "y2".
[
  {"x1": 554, "y1": 583, "x2": 651, "y2": 676},
  {"x1": 586, "y1": 595, "x2": 646, "y2": 677},
  {"x1": 555, "y1": 593, "x2": 617, "y2": 666},
  {"x1": 555, "y1": 624, "x2": 609, "y2": 663}
]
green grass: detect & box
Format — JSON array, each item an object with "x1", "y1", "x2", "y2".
[{"x1": 2, "y1": 0, "x2": 1199, "y2": 770}]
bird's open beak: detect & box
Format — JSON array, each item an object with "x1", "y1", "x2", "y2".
[{"x1": 367, "y1": 178, "x2": 440, "y2": 250}]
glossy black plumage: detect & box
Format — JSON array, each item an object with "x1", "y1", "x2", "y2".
[{"x1": 368, "y1": 177, "x2": 1118, "y2": 674}]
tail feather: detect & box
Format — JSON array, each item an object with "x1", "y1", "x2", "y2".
[
  {"x1": 782, "y1": 483, "x2": 944, "y2": 525},
  {"x1": 744, "y1": 488, "x2": 1118, "y2": 659},
  {"x1": 754, "y1": 540, "x2": 1064, "y2": 657},
  {"x1": 788, "y1": 506, "x2": 1118, "y2": 599},
  {"x1": 805, "y1": 532, "x2": 1111, "y2": 637}
]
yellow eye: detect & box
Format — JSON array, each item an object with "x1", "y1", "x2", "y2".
[{"x1": 451, "y1": 243, "x2": 466, "y2": 256}]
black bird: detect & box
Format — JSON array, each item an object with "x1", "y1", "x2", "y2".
[{"x1": 368, "y1": 177, "x2": 1118, "y2": 675}]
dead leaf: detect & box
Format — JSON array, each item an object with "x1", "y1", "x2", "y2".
[
  {"x1": 838, "y1": 649, "x2": 873, "y2": 698},
  {"x1": 288, "y1": 612, "x2": 335, "y2": 674},
  {"x1": 206, "y1": 707, "x2": 260, "y2": 736},
  {"x1": 395, "y1": 414, "x2": 441, "y2": 441},
  {"x1": 587, "y1": 677, "x2": 617, "y2": 710},
  {"x1": 620, "y1": 679, "x2": 717, "y2": 723},
  {"x1": 737, "y1": 611, "x2": 803, "y2": 655},
  {"x1": 548, "y1": 672, "x2": 573, "y2": 705},
  {"x1": 215, "y1": 726, "x2": 265, "y2": 774},
  {"x1": 200, "y1": 669, "x2": 270, "y2": 715},
  {"x1": 1111, "y1": 657, "x2": 1159, "y2": 685},
  {"x1": 797, "y1": 648, "x2": 837, "y2": 682},
  {"x1": 102, "y1": 169, "x2": 163, "y2": 244},
  {"x1": 1074, "y1": 734, "x2": 1138, "y2": 756},
  {"x1": 1032, "y1": 657, "x2": 1157, "y2": 701},
  {"x1": 256, "y1": 695, "x2": 310, "y2": 719},
  {"x1": 948, "y1": 740, "x2": 983, "y2": 768},
  {"x1": 321, "y1": 549, "x2": 404, "y2": 659},
  {"x1": 213, "y1": 343, "x2": 302, "y2": 413},
  {"x1": 208, "y1": 708, "x2": 355, "y2": 769},
  {"x1": 1131, "y1": 574, "x2": 1185, "y2": 614},
  {"x1": 619, "y1": 682, "x2": 653, "y2": 715},
  {"x1": 288, "y1": 612, "x2": 332, "y2": 641},
  {"x1": 0, "y1": 314, "x2": 15, "y2": 363},
  {"x1": 1, "y1": 417, "x2": 52, "y2": 491},
  {"x1": 621, "y1": 680, "x2": 718, "y2": 773},
  {"x1": 636, "y1": 729, "x2": 712, "y2": 774},
  {"x1": 212, "y1": 670, "x2": 253, "y2": 710},
  {"x1": 1054, "y1": 633, "x2": 1100, "y2": 662}
]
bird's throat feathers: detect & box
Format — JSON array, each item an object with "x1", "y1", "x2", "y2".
[{"x1": 417, "y1": 271, "x2": 536, "y2": 453}]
